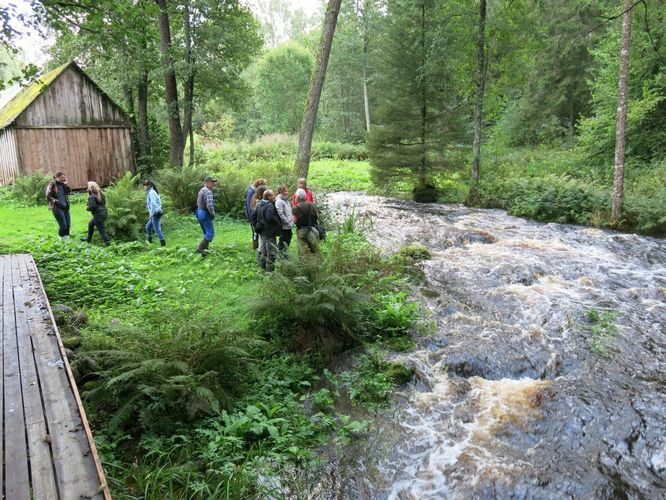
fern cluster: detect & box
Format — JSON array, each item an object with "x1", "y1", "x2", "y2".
[
  {"x1": 104, "y1": 173, "x2": 148, "y2": 240},
  {"x1": 157, "y1": 164, "x2": 208, "y2": 213},
  {"x1": 74, "y1": 314, "x2": 262, "y2": 434}
]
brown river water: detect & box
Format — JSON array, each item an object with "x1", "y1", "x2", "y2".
[{"x1": 308, "y1": 193, "x2": 666, "y2": 500}]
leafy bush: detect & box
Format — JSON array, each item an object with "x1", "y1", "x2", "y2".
[
  {"x1": 103, "y1": 173, "x2": 147, "y2": 240},
  {"x1": 12, "y1": 171, "x2": 51, "y2": 205},
  {"x1": 340, "y1": 352, "x2": 413, "y2": 407},
  {"x1": 157, "y1": 164, "x2": 207, "y2": 213},
  {"x1": 470, "y1": 174, "x2": 609, "y2": 226}
]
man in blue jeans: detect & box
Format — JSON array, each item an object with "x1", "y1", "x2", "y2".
[{"x1": 195, "y1": 176, "x2": 217, "y2": 255}]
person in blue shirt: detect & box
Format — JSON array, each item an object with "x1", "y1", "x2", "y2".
[{"x1": 143, "y1": 180, "x2": 165, "y2": 247}]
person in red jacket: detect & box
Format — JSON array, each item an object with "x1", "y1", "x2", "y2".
[{"x1": 291, "y1": 178, "x2": 314, "y2": 207}]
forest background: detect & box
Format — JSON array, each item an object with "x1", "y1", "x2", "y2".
[
  {"x1": 2, "y1": 0, "x2": 664, "y2": 234},
  {"x1": 0, "y1": 0, "x2": 664, "y2": 498}
]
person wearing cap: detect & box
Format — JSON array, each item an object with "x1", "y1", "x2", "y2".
[{"x1": 195, "y1": 176, "x2": 217, "y2": 255}]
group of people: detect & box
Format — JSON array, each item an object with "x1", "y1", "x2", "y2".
[
  {"x1": 194, "y1": 176, "x2": 319, "y2": 269},
  {"x1": 45, "y1": 171, "x2": 165, "y2": 247},
  {"x1": 45, "y1": 172, "x2": 320, "y2": 270}
]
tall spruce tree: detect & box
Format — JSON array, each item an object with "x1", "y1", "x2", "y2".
[{"x1": 368, "y1": 0, "x2": 467, "y2": 201}]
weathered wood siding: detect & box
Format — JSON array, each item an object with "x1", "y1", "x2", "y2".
[
  {"x1": 15, "y1": 66, "x2": 129, "y2": 127},
  {"x1": 0, "y1": 128, "x2": 20, "y2": 185},
  {"x1": 16, "y1": 127, "x2": 134, "y2": 189}
]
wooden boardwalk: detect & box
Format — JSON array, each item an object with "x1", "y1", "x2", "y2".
[{"x1": 1, "y1": 254, "x2": 110, "y2": 499}]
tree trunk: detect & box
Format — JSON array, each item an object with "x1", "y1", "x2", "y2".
[
  {"x1": 361, "y1": 0, "x2": 371, "y2": 132},
  {"x1": 155, "y1": 0, "x2": 184, "y2": 167},
  {"x1": 611, "y1": 0, "x2": 633, "y2": 221},
  {"x1": 471, "y1": 0, "x2": 486, "y2": 185},
  {"x1": 182, "y1": 1, "x2": 196, "y2": 166},
  {"x1": 362, "y1": 63, "x2": 371, "y2": 133},
  {"x1": 294, "y1": 0, "x2": 342, "y2": 178},
  {"x1": 419, "y1": 1, "x2": 427, "y2": 186},
  {"x1": 137, "y1": 63, "x2": 152, "y2": 171},
  {"x1": 122, "y1": 81, "x2": 139, "y2": 165}
]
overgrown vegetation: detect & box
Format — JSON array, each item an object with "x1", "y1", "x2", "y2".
[{"x1": 0, "y1": 190, "x2": 421, "y2": 497}]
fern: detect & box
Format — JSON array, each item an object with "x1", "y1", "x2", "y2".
[
  {"x1": 157, "y1": 164, "x2": 207, "y2": 213},
  {"x1": 74, "y1": 316, "x2": 261, "y2": 434},
  {"x1": 105, "y1": 173, "x2": 147, "y2": 240}
]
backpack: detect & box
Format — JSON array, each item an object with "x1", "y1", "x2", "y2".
[{"x1": 254, "y1": 202, "x2": 265, "y2": 234}]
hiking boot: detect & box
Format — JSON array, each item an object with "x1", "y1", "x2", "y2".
[
  {"x1": 160, "y1": 239, "x2": 166, "y2": 247},
  {"x1": 196, "y1": 239, "x2": 210, "y2": 256}
]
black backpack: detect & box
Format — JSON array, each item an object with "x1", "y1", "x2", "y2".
[{"x1": 253, "y1": 202, "x2": 265, "y2": 234}]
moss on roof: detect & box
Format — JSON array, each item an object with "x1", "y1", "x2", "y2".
[{"x1": 0, "y1": 62, "x2": 71, "y2": 129}]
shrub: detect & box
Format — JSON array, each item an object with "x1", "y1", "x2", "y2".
[
  {"x1": 12, "y1": 171, "x2": 51, "y2": 205},
  {"x1": 105, "y1": 173, "x2": 147, "y2": 240},
  {"x1": 157, "y1": 164, "x2": 208, "y2": 213},
  {"x1": 253, "y1": 255, "x2": 369, "y2": 355},
  {"x1": 214, "y1": 173, "x2": 249, "y2": 218},
  {"x1": 364, "y1": 292, "x2": 419, "y2": 339}
]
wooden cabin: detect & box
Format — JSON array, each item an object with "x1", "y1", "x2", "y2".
[{"x1": 0, "y1": 61, "x2": 135, "y2": 189}]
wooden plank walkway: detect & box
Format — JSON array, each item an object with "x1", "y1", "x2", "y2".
[{"x1": 1, "y1": 254, "x2": 110, "y2": 500}]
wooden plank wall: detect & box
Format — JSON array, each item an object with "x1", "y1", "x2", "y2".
[
  {"x1": 0, "y1": 128, "x2": 20, "y2": 185},
  {"x1": 15, "y1": 66, "x2": 129, "y2": 127},
  {"x1": 14, "y1": 127, "x2": 134, "y2": 189}
]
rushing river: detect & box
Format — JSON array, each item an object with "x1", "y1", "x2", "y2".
[{"x1": 322, "y1": 193, "x2": 666, "y2": 499}]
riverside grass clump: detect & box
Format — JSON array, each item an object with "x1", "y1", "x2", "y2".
[{"x1": 0, "y1": 198, "x2": 422, "y2": 498}]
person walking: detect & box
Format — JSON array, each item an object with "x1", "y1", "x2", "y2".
[
  {"x1": 292, "y1": 188, "x2": 319, "y2": 254},
  {"x1": 81, "y1": 181, "x2": 110, "y2": 245},
  {"x1": 195, "y1": 176, "x2": 217, "y2": 255},
  {"x1": 245, "y1": 178, "x2": 267, "y2": 250},
  {"x1": 45, "y1": 171, "x2": 72, "y2": 241},
  {"x1": 291, "y1": 177, "x2": 315, "y2": 207},
  {"x1": 275, "y1": 184, "x2": 293, "y2": 256},
  {"x1": 256, "y1": 189, "x2": 281, "y2": 271},
  {"x1": 144, "y1": 180, "x2": 166, "y2": 246}
]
